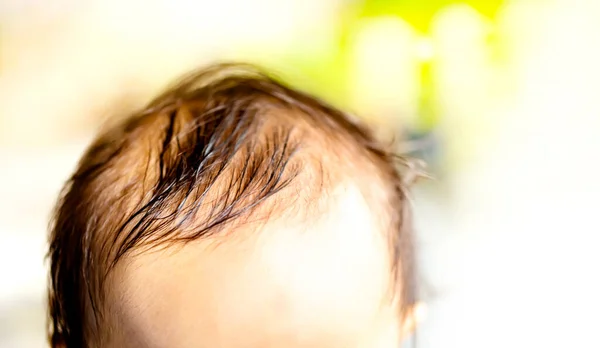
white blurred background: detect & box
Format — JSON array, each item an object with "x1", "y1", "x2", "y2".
[{"x1": 1, "y1": 0, "x2": 600, "y2": 347}]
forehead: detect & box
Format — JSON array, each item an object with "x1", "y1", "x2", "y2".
[{"x1": 105, "y1": 181, "x2": 397, "y2": 348}]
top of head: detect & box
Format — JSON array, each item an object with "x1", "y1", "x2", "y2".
[{"x1": 48, "y1": 63, "x2": 416, "y2": 348}]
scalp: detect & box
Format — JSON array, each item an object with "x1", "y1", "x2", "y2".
[{"x1": 47, "y1": 64, "x2": 416, "y2": 348}]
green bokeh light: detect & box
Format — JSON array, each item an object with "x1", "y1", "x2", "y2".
[{"x1": 360, "y1": 0, "x2": 504, "y2": 32}]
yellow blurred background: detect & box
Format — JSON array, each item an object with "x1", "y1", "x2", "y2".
[{"x1": 1, "y1": 0, "x2": 600, "y2": 347}]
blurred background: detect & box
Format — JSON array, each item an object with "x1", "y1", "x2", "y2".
[{"x1": 1, "y1": 0, "x2": 600, "y2": 346}]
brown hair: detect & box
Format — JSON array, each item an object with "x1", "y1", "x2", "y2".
[{"x1": 47, "y1": 63, "x2": 417, "y2": 347}]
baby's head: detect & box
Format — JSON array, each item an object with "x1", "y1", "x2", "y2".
[{"x1": 48, "y1": 64, "x2": 417, "y2": 348}]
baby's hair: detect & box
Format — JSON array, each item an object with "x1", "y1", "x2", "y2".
[{"x1": 47, "y1": 63, "x2": 417, "y2": 347}]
